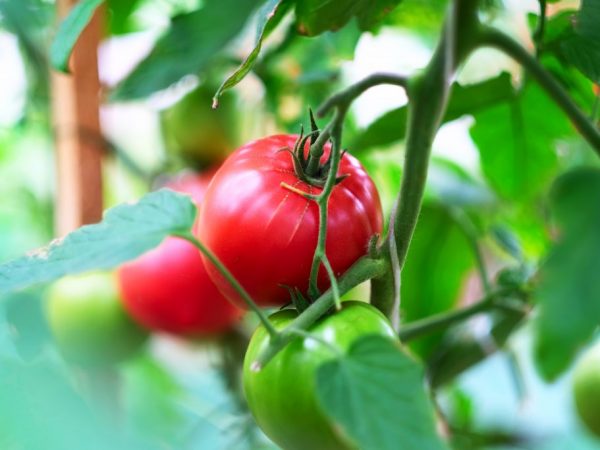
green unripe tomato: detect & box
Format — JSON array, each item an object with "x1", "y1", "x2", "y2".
[
  {"x1": 243, "y1": 301, "x2": 396, "y2": 450},
  {"x1": 573, "y1": 341, "x2": 600, "y2": 438},
  {"x1": 47, "y1": 272, "x2": 148, "y2": 367},
  {"x1": 161, "y1": 84, "x2": 238, "y2": 169}
]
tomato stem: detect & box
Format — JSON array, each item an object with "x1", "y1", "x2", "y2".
[
  {"x1": 306, "y1": 74, "x2": 410, "y2": 303},
  {"x1": 397, "y1": 287, "x2": 525, "y2": 342},
  {"x1": 375, "y1": 0, "x2": 481, "y2": 322},
  {"x1": 178, "y1": 232, "x2": 279, "y2": 339},
  {"x1": 428, "y1": 306, "x2": 527, "y2": 388},
  {"x1": 254, "y1": 256, "x2": 387, "y2": 369},
  {"x1": 320, "y1": 255, "x2": 341, "y2": 311},
  {"x1": 307, "y1": 110, "x2": 343, "y2": 300},
  {"x1": 316, "y1": 73, "x2": 409, "y2": 118}
]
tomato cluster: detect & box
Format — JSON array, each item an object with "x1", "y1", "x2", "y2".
[
  {"x1": 191, "y1": 133, "x2": 384, "y2": 448},
  {"x1": 46, "y1": 126, "x2": 385, "y2": 448}
]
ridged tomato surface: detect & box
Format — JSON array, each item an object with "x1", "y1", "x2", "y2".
[{"x1": 196, "y1": 135, "x2": 382, "y2": 307}]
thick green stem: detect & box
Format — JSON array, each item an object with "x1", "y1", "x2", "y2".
[
  {"x1": 253, "y1": 256, "x2": 387, "y2": 369},
  {"x1": 478, "y1": 26, "x2": 600, "y2": 157},
  {"x1": 397, "y1": 288, "x2": 515, "y2": 342},
  {"x1": 255, "y1": 0, "x2": 482, "y2": 368},
  {"x1": 177, "y1": 232, "x2": 278, "y2": 338},
  {"x1": 377, "y1": 0, "x2": 481, "y2": 320}
]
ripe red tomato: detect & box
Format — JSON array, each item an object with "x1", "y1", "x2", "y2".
[
  {"x1": 117, "y1": 171, "x2": 243, "y2": 335},
  {"x1": 196, "y1": 134, "x2": 382, "y2": 307}
]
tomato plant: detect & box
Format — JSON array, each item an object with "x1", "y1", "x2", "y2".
[
  {"x1": 47, "y1": 272, "x2": 147, "y2": 367},
  {"x1": 572, "y1": 341, "x2": 600, "y2": 438},
  {"x1": 243, "y1": 301, "x2": 395, "y2": 450},
  {"x1": 118, "y1": 171, "x2": 243, "y2": 335},
  {"x1": 196, "y1": 134, "x2": 382, "y2": 307},
  {"x1": 3, "y1": 0, "x2": 600, "y2": 449}
]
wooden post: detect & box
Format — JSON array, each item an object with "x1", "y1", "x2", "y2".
[{"x1": 51, "y1": 1, "x2": 104, "y2": 236}]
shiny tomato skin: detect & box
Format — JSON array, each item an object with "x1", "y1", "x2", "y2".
[
  {"x1": 243, "y1": 301, "x2": 396, "y2": 450},
  {"x1": 196, "y1": 134, "x2": 382, "y2": 307},
  {"x1": 117, "y1": 171, "x2": 243, "y2": 336}
]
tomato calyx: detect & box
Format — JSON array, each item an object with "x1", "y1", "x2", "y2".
[
  {"x1": 282, "y1": 110, "x2": 348, "y2": 188},
  {"x1": 280, "y1": 284, "x2": 311, "y2": 312}
]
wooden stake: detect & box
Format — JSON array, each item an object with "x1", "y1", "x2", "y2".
[{"x1": 51, "y1": 1, "x2": 104, "y2": 236}]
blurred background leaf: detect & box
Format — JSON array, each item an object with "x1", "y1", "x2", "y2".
[
  {"x1": 112, "y1": 0, "x2": 262, "y2": 100},
  {"x1": 534, "y1": 168, "x2": 600, "y2": 381},
  {"x1": 470, "y1": 82, "x2": 574, "y2": 201}
]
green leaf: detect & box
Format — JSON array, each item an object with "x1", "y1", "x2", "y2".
[
  {"x1": 0, "y1": 190, "x2": 196, "y2": 295},
  {"x1": 261, "y1": 21, "x2": 361, "y2": 130},
  {"x1": 351, "y1": 73, "x2": 514, "y2": 153},
  {"x1": 355, "y1": 0, "x2": 404, "y2": 30},
  {"x1": 295, "y1": 0, "x2": 401, "y2": 36},
  {"x1": 401, "y1": 204, "x2": 476, "y2": 359},
  {"x1": 470, "y1": 82, "x2": 573, "y2": 201},
  {"x1": 4, "y1": 289, "x2": 51, "y2": 361},
  {"x1": 106, "y1": 0, "x2": 143, "y2": 35},
  {"x1": 426, "y1": 157, "x2": 495, "y2": 208},
  {"x1": 49, "y1": 0, "x2": 104, "y2": 73},
  {"x1": 560, "y1": 35, "x2": 600, "y2": 83},
  {"x1": 213, "y1": 0, "x2": 292, "y2": 105},
  {"x1": 383, "y1": 0, "x2": 448, "y2": 39},
  {"x1": 534, "y1": 168, "x2": 600, "y2": 381},
  {"x1": 0, "y1": 356, "x2": 159, "y2": 450},
  {"x1": 316, "y1": 335, "x2": 447, "y2": 450},
  {"x1": 112, "y1": 0, "x2": 261, "y2": 101},
  {"x1": 576, "y1": 0, "x2": 600, "y2": 42},
  {"x1": 541, "y1": 3, "x2": 600, "y2": 83}
]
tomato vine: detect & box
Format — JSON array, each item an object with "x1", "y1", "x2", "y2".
[{"x1": 249, "y1": 0, "x2": 600, "y2": 371}]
